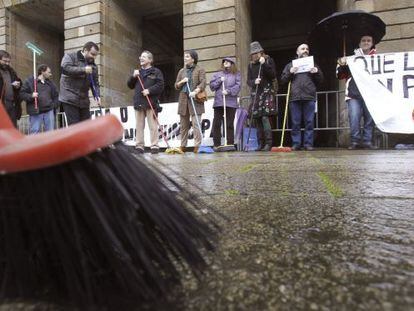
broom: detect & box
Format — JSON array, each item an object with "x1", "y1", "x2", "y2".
[
  {"x1": 244, "y1": 62, "x2": 262, "y2": 152},
  {"x1": 0, "y1": 101, "x2": 218, "y2": 309},
  {"x1": 215, "y1": 78, "x2": 236, "y2": 152},
  {"x1": 136, "y1": 73, "x2": 183, "y2": 154},
  {"x1": 271, "y1": 81, "x2": 292, "y2": 152},
  {"x1": 186, "y1": 81, "x2": 214, "y2": 154}
]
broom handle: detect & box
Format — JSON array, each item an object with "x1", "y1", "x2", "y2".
[
  {"x1": 222, "y1": 78, "x2": 227, "y2": 143},
  {"x1": 279, "y1": 81, "x2": 291, "y2": 148},
  {"x1": 136, "y1": 73, "x2": 172, "y2": 148},
  {"x1": 244, "y1": 62, "x2": 262, "y2": 151},
  {"x1": 186, "y1": 81, "x2": 203, "y2": 139},
  {"x1": 33, "y1": 51, "x2": 38, "y2": 110}
]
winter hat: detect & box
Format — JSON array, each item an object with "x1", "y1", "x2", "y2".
[
  {"x1": 222, "y1": 56, "x2": 236, "y2": 64},
  {"x1": 185, "y1": 49, "x2": 198, "y2": 64},
  {"x1": 250, "y1": 41, "x2": 264, "y2": 55}
]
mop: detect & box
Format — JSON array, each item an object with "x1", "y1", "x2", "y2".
[
  {"x1": 0, "y1": 101, "x2": 217, "y2": 308},
  {"x1": 25, "y1": 42, "x2": 43, "y2": 112},
  {"x1": 186, "y1": 81, "x2": 214, "y2": 153},
  {"x1": 244, "y1": 62, "x2": 262, "y2": 152},
  {"x1": 136, "y1": 74, "x2": 183, "y2": 154},
  {"x1": 271, "y1": 81, "x2": 292, "y2": 152},
  {"x1": 215, "y1": 79, "x2": 236, "y2": 152}
]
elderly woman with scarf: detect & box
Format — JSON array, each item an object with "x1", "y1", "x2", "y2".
[
  {"x1": 209, "y1": 57, "x2": 241, "y2": 150},
  {"x1": 175, "y1": 50, "x2": 206, "y2": 153}
]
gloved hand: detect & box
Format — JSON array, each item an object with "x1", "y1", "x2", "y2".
[
  {"x1": 189, "y1": 91, "x2": 196, "y2": 98},
  {"x1": 255, "y1": 78, "x2": 261, "y2": 85},
  {"x1": 220, "y1": 76, "x2": 225, "y2": 82},
  {"x1": 222, "y1": 89, "x2": 228, "y2": 95},
  {"x1": 259, "y1": 56, "x2": 265, "y2": 64}
]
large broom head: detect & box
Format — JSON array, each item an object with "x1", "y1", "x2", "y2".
[
  {"x1": 0, "y1": 104, "x2": 218, "y2": 308},
  {"x1": 271, "y1": 146, "x2": 292, "y2": 152}
]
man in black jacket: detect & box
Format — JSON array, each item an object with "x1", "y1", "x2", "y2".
[
  {"x1": 0, "y1": 50, "x2": 22, "y2": 127},
  {"x1": 127, "y1": 50, "x2": 164, "y2": 154},
  {"x1": 59, "y1": 41, "x2": 100, "y2": 125},
  {"x1": 281, "y1": 43, "x2": 323, "y2": 151},
  {"x1": 21, "y1": 64, "x2": 59, "y2": 134}
]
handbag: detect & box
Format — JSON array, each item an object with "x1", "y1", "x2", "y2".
[{"x1": 195, "y1": 90, "x2": 207, "y2": 103}]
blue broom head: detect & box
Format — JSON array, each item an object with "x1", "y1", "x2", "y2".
[{"x1": 198, "y1": 145, "x2": 215, "y2": 153}]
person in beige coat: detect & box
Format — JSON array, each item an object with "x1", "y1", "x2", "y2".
[{"x1": 175, "y1": 50, "x2": 206, "y2": 153}]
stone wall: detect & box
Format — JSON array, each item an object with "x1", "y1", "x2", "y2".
[{"x1": 183, "y1": 0, "x2": 237, "y2": 96}]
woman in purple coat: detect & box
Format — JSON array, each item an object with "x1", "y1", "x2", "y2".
[{"x1": 209, "y1": 57, "x2": 241, "y2": 149}]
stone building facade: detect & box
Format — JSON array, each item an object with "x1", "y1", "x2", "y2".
[{"x1": 1, "y1": 0, "x2": 413, "y2": 145}]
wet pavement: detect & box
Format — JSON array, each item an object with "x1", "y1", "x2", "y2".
[
  {"x1": 144, "y1": 149, "x2": 414, "y2": 311},
  {"x1": 2, "y1": 149, "x2": 413, "y2": 311}
]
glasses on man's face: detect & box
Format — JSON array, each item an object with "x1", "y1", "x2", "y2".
[{"x1": 0, "y1": 59, "x2": 11, "y2": 64}]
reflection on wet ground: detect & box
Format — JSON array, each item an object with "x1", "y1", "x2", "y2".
[{"x1": 147, "y1": 150, "x2": 414, "y2": 310}]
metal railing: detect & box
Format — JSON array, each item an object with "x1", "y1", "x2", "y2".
[{"x1": 240, "y1": 90, "x2": 389, "y2": 148}]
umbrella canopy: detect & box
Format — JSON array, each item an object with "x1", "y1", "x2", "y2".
[{"x1": 308, "y1": 10, "x2": 386, "y2": 57}]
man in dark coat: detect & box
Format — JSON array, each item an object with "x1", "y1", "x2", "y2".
[
  {"x1": 127, "y1": 50, "x2": 164, "y2": 154},
  {"x1": 247, "y1": 41, "x2": 277, "y2": 151},
  {"x1": 281, "y1": 43, "x2": 323, "y2": 151},
  {"x1": 59, "y1": 41, "x2": 100, "y2": 125},
  {"x1": 0, "y1": 50, "x2": 22, "y2": 127},
  {"x1": 20, "y1": 64, "x2": 59, "y2": 134}
]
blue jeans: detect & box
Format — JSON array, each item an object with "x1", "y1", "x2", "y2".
[
  {"x1": 290, "y1": 100, "x2": 315, "y2": 147},
  {"x1": 29, "y1": 110, "x2": 55, "y2": 134},
  {"x1": 347, "y1": 99, "x2": 374, "y2": 144}
]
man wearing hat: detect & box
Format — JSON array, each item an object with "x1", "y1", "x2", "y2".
[
  {"x1": 247, "y1": 41, "x2": 277, "y2": 151},
  {"x1": 209, "y1": 57, "x2": 241, "y2": 149}
]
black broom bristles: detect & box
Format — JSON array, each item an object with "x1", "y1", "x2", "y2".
[{"x1": 0, "y1": 143, "x2": 219, "y2": 309}]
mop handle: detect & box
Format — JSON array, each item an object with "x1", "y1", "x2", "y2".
[
  {"x1": 279, "y1": 81, "x2": 291, "y2": 148},
  {"x1": 186, "y1": 81, "x2": 203, "y2": 138},
  {"x1": 244, "y1": 62, "x2": 262, "y2": 151},
  {"x1": 136, "y1": 72, "x2": 172, "y2": 148},
  {"x1": 222, "y1": 78, "x2": 227, "y2": 142},
  {"x1": 33, "y1": 51, "x2": 38, "y2": 110}
]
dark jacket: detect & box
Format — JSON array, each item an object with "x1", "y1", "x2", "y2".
[
  {"x1": 247, "y1": 55, "x2": 276, "y2": 92},
  {"x1": 20, "y1": 76, "x2": 59, "y2": 115},
  {"x1": 336, "y1": 64, "x2": 362, "y2": 100},
  {"x1": 127, "y1": 67, "x2": 164, "y2": 110},
  {"x1": 280, "y1": 61, "x2": 323, "y2": 102},
  {"x1": 0, "y1": 66, "x2": 22, "y2": 119},
  {"x1": 59, "y1": 50, "x2": 100, "y2": 108}
]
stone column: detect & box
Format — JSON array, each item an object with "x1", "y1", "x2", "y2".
[{"x1": 183, "y1": 0, "x2": 243, "y2": 97}]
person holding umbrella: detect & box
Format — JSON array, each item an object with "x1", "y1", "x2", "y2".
[
  {"x1": 127, "y1": 50, "x2": 164, "y2": 154},
  {"x1": 209, "y1": 57, "x2": 241, "y2": 151},
  {"x1": 247, "y1": 41, "x2": 277, "y2": 152},
  {"x1": 337, "y1": 35, "x2": 378, "y2": 150},
  {"x1": 175, "y1": 50, "x2": 206, "y2": 153},
  {"x1": 59, "y1": 41, "x2": 100, "y2": 125},
  {"x1": 280, "y1": 43, "x2": 323, "y2": 151}
]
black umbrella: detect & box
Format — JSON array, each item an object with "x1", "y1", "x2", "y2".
[{"x1": 308, "y1": 10, "x2": 386, "y2": 57}]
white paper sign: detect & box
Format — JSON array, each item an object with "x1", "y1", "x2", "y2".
[{"x1": 292, "y1": 56, "x2": 314, "y2": 73}]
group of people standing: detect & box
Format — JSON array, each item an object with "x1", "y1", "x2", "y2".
[{"x1": 1, "y1": 34, "x2": 378, "y2": 151}]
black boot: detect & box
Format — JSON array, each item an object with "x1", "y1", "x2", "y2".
[
  {"x1": 261, "y1": 130, "x2": 273, "y2": 151},
  {"x1": 255, "y1": 127, "x2": 265, "y2": 151}
]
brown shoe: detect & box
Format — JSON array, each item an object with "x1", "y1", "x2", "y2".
[
  {"x1": 193, "y1": 146, "x2": 199, "y2": 153},
  {"x1": 179, "y1": 146, "x2": 186, "y2": 153}
]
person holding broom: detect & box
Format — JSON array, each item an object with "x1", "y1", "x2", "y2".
[
  {"x1": 210, "y1": 57, "x2": 241, "y2": 150},
  {"x1": 175, "y1": 49, "x2": 206, "y2": 153},
  {"x1": 0, "y1": 50, "x2": 22, "y2": 128},
  {"x1": 20, "y1": 64, "x2": 59, "y2": 134},
  {"x1": 247, "y1": 41, "x2": 277, "y2": 152},
  {"x1": 59, "y1": 41, "x2": 100, "y2": 125},
  {"x1": 127, "y1": 50, "x2": 164, "y2": 154},
  {"x1": 281, "y1": 43, "x2": 323, "y2": 151}
]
